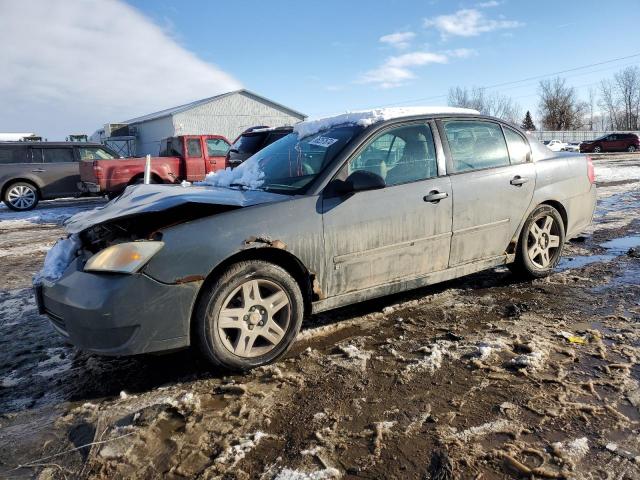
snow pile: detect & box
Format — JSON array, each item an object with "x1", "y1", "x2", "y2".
[
  {"x1": 474, "y1": 338, "x2": 509, "y2": 361},
  {"x1": 509, "y1": 350, "x2": 545, "y2": 371},
  {"x1": 334, "y1": 343, "x2": 372, "y2": 371},
  {"x1": 274, "y1": 468, "x2": 341, "y2": 480},
  {"x1": 453, "y1": 419, "x2": 517, "y2": 442},
  {"x1": 552, "y1": 437, "x2": 589, "y2": 463},
  {"x1": 594, "y1": 165, "x2": 640, "y2": 183},
  {"x1": 214, "y1": 431, "x2": 269, "y2": 467},
  {"x1": 198, "y1": 161, "x2": 264, "y2": 189},
  {"x1": 294, "y1": 106, "x2": 479, "y2": 139},
  {"x1": 404, "y1": 341, "x2": 452, "y2": 376},
  {"x1": 33, "y1": 234, "x2": 81, "y2": 285}
]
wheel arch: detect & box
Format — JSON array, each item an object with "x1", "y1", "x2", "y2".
[
  {"x1": 539, "y1": 200, "x2": 568, "y2": 232},
  {"x1": 128, "y1": 172, "x2": 165, "y2": 185},
  {"x1": 189, "y1": 246, "x2": 316, "y2": 342},
  {"x1": 1, "y1": 177, "x2": 42, "y2": 199},
  {"x1": 508, "y1": 199, "x2": 568, "y2": 255}
]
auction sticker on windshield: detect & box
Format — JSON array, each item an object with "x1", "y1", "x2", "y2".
[{"x1": 308, "y1": 136, "x2": 339, "y2": 148}]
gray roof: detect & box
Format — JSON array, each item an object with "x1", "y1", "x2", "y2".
[{"x1": 122, "y1": 89, "x2": 306, "y2": 124}]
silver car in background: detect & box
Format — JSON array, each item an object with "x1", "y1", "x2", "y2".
[{"x1": 36, "y1": 108, "x2": 597, "y2": 370}]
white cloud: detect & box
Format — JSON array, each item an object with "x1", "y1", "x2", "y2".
[
  {"x1": 379, "y1": 31, "x2": 416, "y2": 49},
  {"x1": 0, "y1": 0, "x2": 241, "y2": 139},
  {"x1": 445, "y1": 48, "x2": 478, "y2": 58},
  {"x1": 359, "y1": 52, "x2": 448, "y2": 89},
  {"x1": 424, "y1": 8, "x2": 523, "y2": 38},
  {"x1": 477, "y1": 1, "x2": 500, "y2": 8}
]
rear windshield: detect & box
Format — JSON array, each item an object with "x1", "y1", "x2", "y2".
[{"x1": 233, "y1": 133, "x2": 265, "y2": 154}]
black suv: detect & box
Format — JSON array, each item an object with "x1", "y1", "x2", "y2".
[
  {"x1": 226, "y1": 126, "x2": 293, "y2": 167},
  {"x1": 0, "y1": 142, "x2": 119, "y2": 211}
]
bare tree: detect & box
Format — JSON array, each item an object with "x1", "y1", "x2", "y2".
[
  {"x1": 599, "y1": 79, "x2": 619, "y2": 129},
  {"x1": 447, "y1": 86, "x2": 522, "y2": 124},
  {"x1": 537, "y1": 77, "x2": 586, "y2": 130},
  {"x1": 614, "y1": 66, "x2": 640, "y2": 130},
  {"x1": 587, "y1": 87, "x2": 597, "y2": 131}
]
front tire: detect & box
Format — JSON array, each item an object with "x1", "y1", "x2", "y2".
[
  {"x1": 593, "y1": 145, "x2": 602, "y2": 153},
  {"x1": 195, "y1": 261, "x2": 304, "y2": 370},
  {"x1": 510, "y1": 205, "x2": 565, "y2": 279},
  {"x1": 3, "y1": 181, "x2": 39, "y2": 211}
]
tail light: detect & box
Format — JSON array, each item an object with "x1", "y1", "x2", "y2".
[
  {"x1": 586, "y1": 156, "x2": 595, "y2": 184},
  {"x1": 93, "y1": 160, "x2": 103, "y2": 180}
]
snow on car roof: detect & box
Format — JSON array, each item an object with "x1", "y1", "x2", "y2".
[{"x1": 293, "y1": 106, "x2": 480, "y2": 139}]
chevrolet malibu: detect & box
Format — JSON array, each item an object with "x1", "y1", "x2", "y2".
[{"x1": 35, "y1": 108, "x2": 597, "y2": 370}]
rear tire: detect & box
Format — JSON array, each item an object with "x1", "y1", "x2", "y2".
[
  {"x1": 194, "y1": 261, "x2": 304, "y2": 370},
  {"x1": 509, "y1": 205, "x2": 565, "y2": 279},
  {"x1": 3, "y1": 181, "x2": 39, "y2": 211},
  {"x1": 628, "y1": 145, "x2": 637, "y2": 153}
]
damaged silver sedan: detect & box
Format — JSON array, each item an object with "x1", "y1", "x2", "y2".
[{"x1": 35, "y1": 108, "x2": 597, "y2": 370}]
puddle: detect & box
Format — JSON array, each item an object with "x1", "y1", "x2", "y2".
[{"x1": 559, "y1": 234, "x2": 640, "y2": 271}]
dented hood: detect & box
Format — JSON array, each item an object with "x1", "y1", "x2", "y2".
[{"x1": 65, "y1": 184, "x2": 289, "y2": 233}]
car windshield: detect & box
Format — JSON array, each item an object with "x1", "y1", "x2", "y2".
[{"x1": 204, "y1": 125, "x2": 361, "y2": 194}]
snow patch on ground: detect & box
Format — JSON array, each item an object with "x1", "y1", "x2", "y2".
[
  {"x1": 509, "y1": 350, "x2": 546, "y2": 371},
  {"x1": 595, "y1": 165, "x2": 640, "y2": 183},
  {"x1": 294, "y1": 106, "x2": 479, "y2": 139},
  {"x1": 403, "y1": 341, "x2": 452, "y2": 376},
  {"x1": 214, "y1": 431, "x2": 268, "y2": 468},
  {"x1": 552, "y1": 437, "x2": 589, "y2": 462},
  {"x1": 452, "y1": 419, "x2": 518, "y2": 442},
  {"x1": 274, "y1": 468, "x2": 341, "y2": 480}
]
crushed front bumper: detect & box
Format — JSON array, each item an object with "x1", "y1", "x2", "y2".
[{"x1": 37, "y1": 258, "x2": 201, "y2": 356}]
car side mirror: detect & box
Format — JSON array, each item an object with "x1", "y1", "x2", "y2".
[{"x1": 332, "y1": 170, "x2": 386, "y2": 195}]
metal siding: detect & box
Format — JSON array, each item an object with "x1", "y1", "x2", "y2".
[
  {"x1": 171, "y1": 92, "x2": 304, "y2": 141},
  {"x1": 133, "y1": 117, "x2": 175, "y2": 156}
]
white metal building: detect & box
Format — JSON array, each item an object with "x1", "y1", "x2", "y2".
[{"x1": 92, "y1": 89, "x2": 306, "y2": 156}]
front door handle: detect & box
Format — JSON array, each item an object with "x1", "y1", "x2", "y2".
[
  {"x1": 423, "y1": 190, "x2": 448, "y2": 203},
  {"x1": 31, "y1": 169, "x2": 46, "y2": 173},
  {"x1": 510, "y1": 175, "x2": 529, "y2": 186}
]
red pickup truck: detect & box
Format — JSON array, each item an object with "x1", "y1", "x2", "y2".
[{"x1": 79, "y1": 134, "x2": 231, "y2": 196}]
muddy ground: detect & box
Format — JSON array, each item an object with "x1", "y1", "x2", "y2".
[{"x1": 0, "y1": 157, "x2": 639, "y2": 480}]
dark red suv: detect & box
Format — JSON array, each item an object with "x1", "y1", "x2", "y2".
[{"x1": 580, "y1": 133, "x2": 639, "y2": 153}]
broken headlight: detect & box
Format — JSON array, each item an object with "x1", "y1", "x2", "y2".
[{"x1": 84, "y1": 241, "x2": 164, "y2": 274}]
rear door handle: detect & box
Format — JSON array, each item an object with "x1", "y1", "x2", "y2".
[
  {"x1": 510, "y1": 175, "x2": 529, "y2": 186},
  {"x1": 31, "y1": 169, "x2": 46, "y2": 173},
  {"x1": 423, "y1": 190, "x2": 448, "y2": 203}
]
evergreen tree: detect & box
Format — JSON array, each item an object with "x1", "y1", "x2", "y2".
[{"x1": 521, "y1": 111, "x2": 536, "y2": 131}]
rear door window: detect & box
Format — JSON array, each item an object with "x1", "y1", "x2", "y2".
[
  {"x1": 186, "y1": 139, "x2": 202, "y2": 157},
  {"x1": 443, "y1": 120, "x2": 510, "y2": 172},
  {"x1": 206, "y1": 138, "x2": 230, "y2": 156},
  {"x1": 78, "y1": 147, "x2": 116, "y2": 160},
  {"x1": 503, "y1": 127, "x2": 530, "y2": 164},
  {"x1": 30, "y1": 148, "x2": 43, "y2": 163},
  {"x1": 43, "y1": 148, "x2": 75, "y2": 163},
  {"x1": 0, "y1": 147, "x2": 28, "y2": 164}
]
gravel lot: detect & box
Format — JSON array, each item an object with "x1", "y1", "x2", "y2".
[{"x1": 0, "y1": 157, "x2": 639, "y2": 480}]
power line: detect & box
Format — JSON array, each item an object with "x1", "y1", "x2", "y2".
[{"x1": 370, "y1": 52, "x2": 640, "y2": 108}]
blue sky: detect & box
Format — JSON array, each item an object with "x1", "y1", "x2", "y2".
[
  {"x1": 1, "y1": 0, "x2": 639, "y2": 138},
  {"x1": 128, "y1": 0, "x2": 640, "y2": 120}
]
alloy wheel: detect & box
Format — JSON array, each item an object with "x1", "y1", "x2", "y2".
[
  {"x1": 628, "y1": 146, "x2": 636, "y2": 153},
  {"x1": 217, "y1": 278, "x2": 291, "y2": 358},
  {"x1": 593, "y1": 146, "x2": 602, "y2": 153},
  {"x1": 7, "y1": 185, "x2": 37, "y2": 210},
  {"x1": 527, "y1": 215, "x2": 561, "y2": 269}
]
